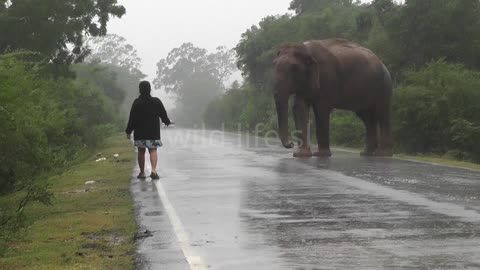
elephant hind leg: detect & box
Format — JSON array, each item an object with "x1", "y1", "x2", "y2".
[
  {"x1": 375, "y1": 105, "x2": 394, "y2": 157},
  {"x1": 372, "y1": 70, "x2": 394, "y2": 157},
  {"x1": 356, "y1": 109, "x2": 378, "y2": 156}
]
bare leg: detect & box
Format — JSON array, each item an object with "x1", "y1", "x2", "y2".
[
  {"x1": 293, "y1": 96, "x2": 312, "y2": 158},
  {"x1": 138, "y1": 148, "x2": 146, "y2": 173},
  {"x1": 356, "y1": 110, "x2": 378, "y2": 156},
  {"x1": 137, "y1": 148, "x2": 147, "y2": 179},
  {"x1": 148, "y1": 148, "x2": 158, "y2": 173},
  {"x1": 312, "y1": 105, "x2": 332, "y2": 157}
]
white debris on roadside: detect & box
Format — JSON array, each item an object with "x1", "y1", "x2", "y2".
[
  {"x1": 85, "y1": 181, "x2": 96, "y2": 185},
  {"x1": 95, "y1": 157, "x2": 107, "y2": 162}
]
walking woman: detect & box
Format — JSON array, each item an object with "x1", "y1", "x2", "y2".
[{"x1": 126, "y1": 81, "x2": 172, "y2": 180}]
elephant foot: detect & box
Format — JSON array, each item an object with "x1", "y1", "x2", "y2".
[
  {"x1": 313, "y1": 149, "x2": 332, "y2": 157},
  {"x1": 374, "y1": 148, "x2": 393, "y2": 157},
  {"x1": 293, "y1": 148, "x2": 313, "y2": 158}
]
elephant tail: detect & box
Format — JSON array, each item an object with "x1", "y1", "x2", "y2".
[{"x1": 382, "y1": 63, "x2": 393, "y2": 94}]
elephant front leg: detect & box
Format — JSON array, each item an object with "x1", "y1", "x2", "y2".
[
  {"x1": 293, "y1": 96, "x2": 312, "y2": 158},
  {"x1": 313, "y1": 106, "x2": 332, "y2": 157}
]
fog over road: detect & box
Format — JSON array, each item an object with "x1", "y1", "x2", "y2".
[{"x1": 132, "y1": 129, "x2": 480, "y2": 270}]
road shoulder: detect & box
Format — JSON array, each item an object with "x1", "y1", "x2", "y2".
[
  {"x1": 332, "y1": 147, "x2": 480, "y2": 172},
  {"x1": 131, "y1": 167, "x2": 191, "y2": 270}
]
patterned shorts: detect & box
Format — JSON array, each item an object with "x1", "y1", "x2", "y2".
[{"x1": 134, "y1": 140, "x2": 163, "y2": 149}]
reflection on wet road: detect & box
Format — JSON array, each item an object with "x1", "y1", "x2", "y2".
[{"x1": 132, "y1": 129, "x2": 480, "y2": 270}]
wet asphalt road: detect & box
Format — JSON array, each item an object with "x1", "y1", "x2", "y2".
[{"x1": 131, "y1": 129, "x2": 480, "y2": 270}]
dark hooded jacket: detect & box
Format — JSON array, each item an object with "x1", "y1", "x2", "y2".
[{"x1": 126, "y1": 95, "x2": 171, "y2": 140}]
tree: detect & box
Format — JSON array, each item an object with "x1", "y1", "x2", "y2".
[
  {"x1": 83, "y1": 34, "x2": 146, "y2": 114},
  {"x1": 73, "y1": 63, "x2": 126, "y2": 116},
  {"x1": 207, "y1": 46, "x2": 237, "y2": 84},
  {"x1": 0, "y1": 0, "x2": 125, "y2": 65},
  {"x1": 86, "y1": 34, "x2": 144, "y2": 77},
  {"x1": 289, "y1": 0, "x2": 354, "y2": 15},
  {"x1": 236, "y1": 15, "x2": 296, "y2": 85},
  {"x1": 384, "y1": 0, "x2": 480, "y2": 72},
  {"x1": 154, "y1": 43, "x2": 236, "y2": 94},
  {"x1": 154, "y1": 43, "x2": 236, "y2": 126}
]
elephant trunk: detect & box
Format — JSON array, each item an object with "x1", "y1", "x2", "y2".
[{"x1": 275, "y1": 97, "x2": 294, "y2": 149}]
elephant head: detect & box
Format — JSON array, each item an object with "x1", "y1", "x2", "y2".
[{"x1": 272, "y1": 43, "x2": 319, "y2": 148}]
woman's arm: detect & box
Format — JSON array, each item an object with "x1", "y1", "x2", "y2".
[
  {"x1": 157, "y1": 99, "x2": 172, "y2": 126},
  {"x1": 126, "y1": 101, "x2": 136, "y2": 136}
]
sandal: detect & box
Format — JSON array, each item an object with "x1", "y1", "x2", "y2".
[
  {"x1": 150, "y1": 172, "x2": 160, "y2": 180},
  {"x1": 137, "y1": 172, "x2": 146, "y2": 180}
]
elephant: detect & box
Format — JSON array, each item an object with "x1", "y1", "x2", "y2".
[{"x1": 272, "y1": 39, "x2": 393, "y2": 158}]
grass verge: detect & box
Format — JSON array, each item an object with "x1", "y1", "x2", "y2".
[
  {"x1": 333, "y1": 146, "x2": 480, "y2": 171},
  {"x1": 0, "y1": 135, "x2": 136, "y2": 270},
  {"x1": 394, "y1": 153, "x2": 480, "y2": 171}
]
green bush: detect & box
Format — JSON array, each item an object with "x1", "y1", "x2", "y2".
[
  {"x1": 448, "y1": 119, "x2": 480, "y2": 161},
  {"x1": 0, "y1": 52, "x2": 130, "y2": 254},
  {"x1": 0, "y1": 53, "x2": 129, "y2": 189},
  {"x1": 393, "y1": 60, "x2": 480, "y2": 160},
  {"x1": 330, "y1": 111, "x2": 364, "y2": 147}
]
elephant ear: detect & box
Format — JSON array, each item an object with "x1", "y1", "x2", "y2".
[{"x1": 297, "y1": 43, "x2": 320, "y2": 90}]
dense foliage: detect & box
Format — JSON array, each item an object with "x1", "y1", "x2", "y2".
[
  {"x1": 204, "y1": 0, "x2": 480, "y2": 162},
  {"x1": 0, "y1": 52, "x2": 137, "y2": 253},
  {"x1": 0, "y1": 1, "x2": 135, "y2": 253},
  {"x1": 84, "y1": 34, "x2": 147, "y2": 114},
  {"x1": 204, "y1": 82, "x2": 278, "y2": 132},
  {"x1": 394, "y1": 60, "x2": 480, "y2": 161},
  {"x1": 0, "y1": 0, "x2": 125, "y2": 66}
]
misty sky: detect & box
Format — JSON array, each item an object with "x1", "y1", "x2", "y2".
[{"x1": 108, "y1": 0, "x2": 372, "y2": 102}]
